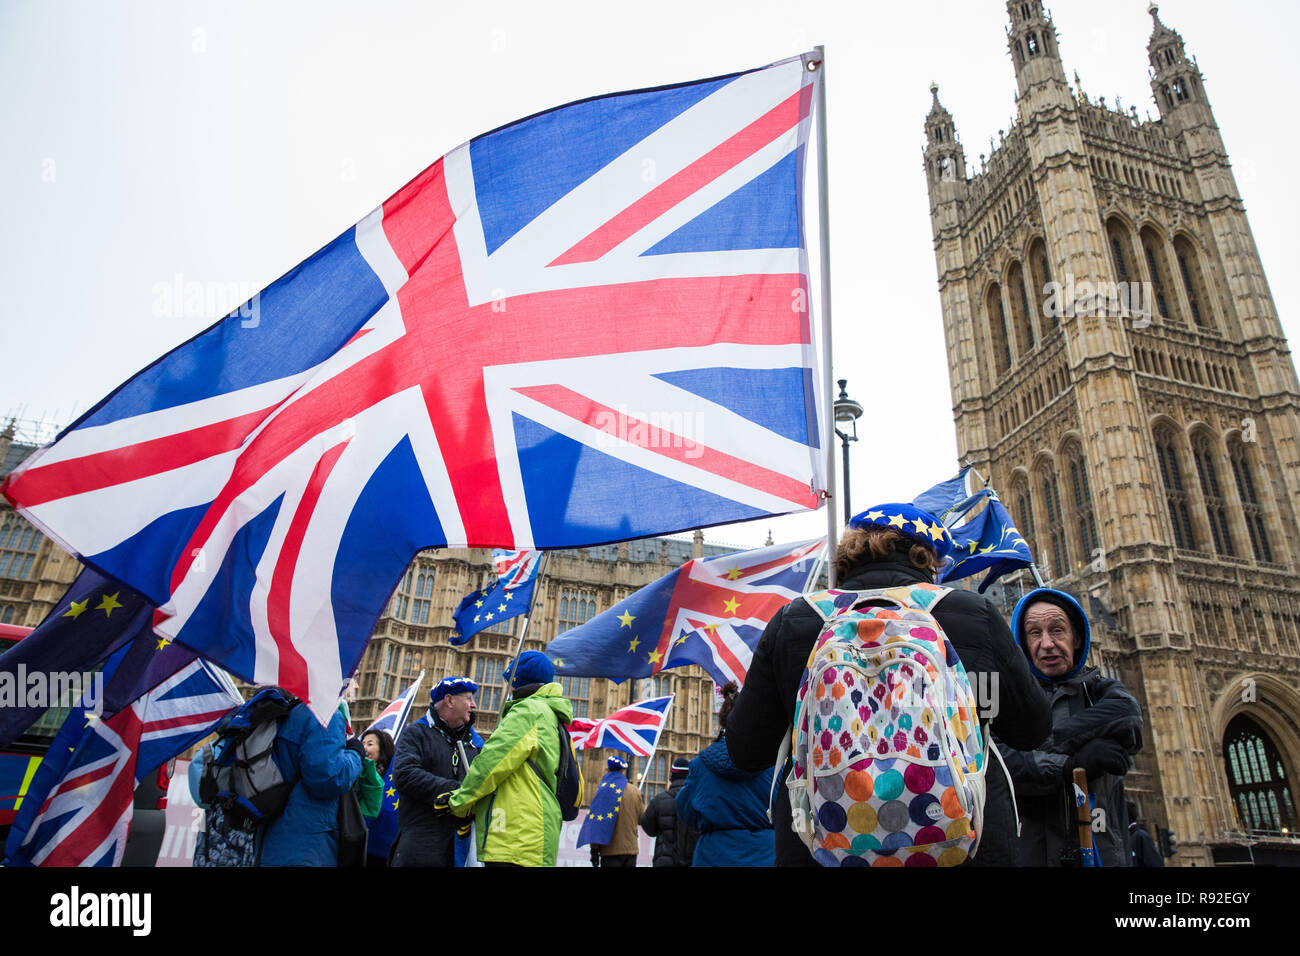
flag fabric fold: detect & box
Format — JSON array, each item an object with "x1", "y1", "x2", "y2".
[
  {"x1": 571, "y1": 695, "x2": 672, "y2": 757},
  {"x1": 0, "y1": 568, "x2": 154, "y2": 748},
  {"x1": 546, "y1": 539, "x2": 822, "y2": 687},
  {"x1": 3, "y1": 648, "x2": 240, "y2": 867},
  {"x1": 912, "y1": 468, "x2": 1033, "y2": 592},
  {"x1": 451, "y1": 550, "x2": 540, "y2": 645},
  {"x1": 1, "y1": 53, "x2": 826, "y2": 724}
]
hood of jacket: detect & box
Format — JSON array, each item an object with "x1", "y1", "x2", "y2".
[
  {"x1": 698, "y1": 738, "x2": 756, "y2": 782},
  {"x1": 1011, "y1": 587, "x2": 1091, "y2": 683},
  {"x1": 500, "y1": 680, "x2": 573, "y2": 723}
]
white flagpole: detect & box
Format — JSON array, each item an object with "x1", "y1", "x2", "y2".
[
  {"x1": 809, "y1": 47, "x2": 838, "y2": 587},
  {"x1": 505, "y1": 551, "x2": 551, "y2": 692},
  {"x1": 636, "y1": 694, "x2": 674, "y2": 789}
]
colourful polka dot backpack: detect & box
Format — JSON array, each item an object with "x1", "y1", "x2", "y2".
[{"x1": 784, "y1": 583, "x2": 990, "y2": 867}]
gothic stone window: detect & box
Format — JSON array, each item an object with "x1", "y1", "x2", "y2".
[
  {"x1": 1224, "y1": 714, "x2": 1296, "y2": 834},
  {"x1": 0, "y1": 513, "x2": 40, "y2": 580},
  {"x1": 1192, "y1": 433, "x2": 1236, "y2": 557},
  {"x1": 410, "y1": 569, "x2": 434, "y2": 624},
  {"x1": 1064, "y1": 443, "x2": 1099, "y2": 566},
  {"x1": 559, "y1": 676, "x2": 591, "y2": 719},
  {"x1": 472, "y1": 656, "x2": 507, "y2": 714},
  {"x1": 1038, "y1": 462, "x2": 1069, "y2": 579},
  {"x1": 1141, "y1": 226, "x2": 1180, "y2": 323},
  {"x1": 987, "y1": 284, "x2": 1011, "y2": 377},
  {"x1": 1174, "y1": 235, "x2": 1212, "y2": 330},
  {"x1": 1229, "y1": 439, "x2": 1274, "y2": 563},
  {"x1": 558, "y1": 589, "x2": 598, "y2": 633},
  {"x1": 1013, "y1": 475, "x2": 1036, "y2": 561},
  {"x1": 1154, "y1": 426, "x2": 1196, "y2": 550},
  {"x1": 1008, "y1": 261, "x2": 1035, "y2": 359}
]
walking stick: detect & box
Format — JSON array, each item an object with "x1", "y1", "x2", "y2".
[{"x1": 1071, "y1": 768, "x2": 1101, "y2": 867}]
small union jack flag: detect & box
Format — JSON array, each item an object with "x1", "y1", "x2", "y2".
[
  {"x1": 364, "y1": 670, "x2": 424, "y2": 740},
  {"x1": 3, "y1": 651, "x2": 240, "y2": 867},
  {"x1": 571, "y1": 695, "x2": 673, "y2": 757}
]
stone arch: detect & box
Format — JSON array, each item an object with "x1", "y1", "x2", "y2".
[
  {"x1": 1151, "y1": 417, "x2": 1198, "y2": 551},
  {"x1": 1208, "y1": 673, "x2": 1300, "y2": 833},
  {"x1": 1104, "y1": 215, "x2": 1141, "y2": 304},
  {"x1": 1138, "y1": 222, "x2": 1182, "y2": 323},
  {"x1": 1188, "y1": 425, "x2": 1237, "y2": 557},
  {"x1": 1032, "y1": 450, "x2": 1070, "y2": 579},
  {"x1": 1058, "y1": 433, "x2": 1100, "y2": 570},
  {"x1": 1009, "y1": 466, "x2": 1036, "y2": 560},
  {"x1": 1225, "y1": 431, "x2": 1278, "y2": 564},
  {"x1": 985, "y1": 281, "x2": 1012, "y2": 378},
  {"x1": 1172, "y1": 231, "x2": 1216, "y2": 330},
  {"x1": 1005, "y1": 259, "x2": 1036, "y2": 360},
  {"x1": 1025, "y1": 236, "x2": 1054, "y2": 331}
]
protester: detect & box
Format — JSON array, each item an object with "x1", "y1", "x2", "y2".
[
  {"x1": 675, "y1": 682, "x2": 774, "y2": 866},
  {"x1": 640, "y1": 756, "x2": 697, "y2": 867},
  {"x1": 1001, "y1": 588, "x2": 1143, "y2": 866},
  {"x1": 445, "y1": 651, "x2": 573, "y2": 867},
  {"x1": 258, "y1": 697, "x2": 363, "y2": 867},
  {"x1": 725, "y1": 504, "x2": 1053, "y2": 866},
  {"x1": 389, "y1": 676, "x2": 481, "y2": 867},
  {"x1": 1128, "y1": 800, "x2": 1164, "y2": 867},
  {"x1": 578, "y1": 754, "x2": 645, "y2": 867},
  {"x1": 359, "y1": 728, "x2": 396, "y2": 866}
]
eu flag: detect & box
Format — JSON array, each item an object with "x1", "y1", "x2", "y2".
[
  {"x1": 912, "y1": 469, "x2": 1032, "y2": 593},
  {"x1": 451, "y1": 549, "x2": 540, "y2": 645}
]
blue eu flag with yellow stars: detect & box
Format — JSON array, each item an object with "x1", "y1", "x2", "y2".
[
  {"x1": 913, "y1": 470, "x2": 1032, "y2": 593},
  {"x1": 451, "y1": 550, "x2": 540, "y2": 645},
  {"x1": 576, "y1": 770, "x2": 629, "y2": 847}
]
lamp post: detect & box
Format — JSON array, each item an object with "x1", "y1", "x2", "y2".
[{"x1": 833, "y1": 378, "x2": 864, "y2": 524}]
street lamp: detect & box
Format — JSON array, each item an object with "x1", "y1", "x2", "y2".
[{"x1": 833, "y1": 378, "x2": 864, "y2": 524}]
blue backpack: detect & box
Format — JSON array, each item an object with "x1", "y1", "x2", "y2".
[{"x1": 199, "y1": 688, "x2": 298, "y2": 830}]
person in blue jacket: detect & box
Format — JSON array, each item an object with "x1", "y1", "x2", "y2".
[
  {"x1": 258, "y1": 699, "x2": 363, "y2": 867},
  {"x1": 675, "y1": 682, "x2": 774, "y2": 867}
]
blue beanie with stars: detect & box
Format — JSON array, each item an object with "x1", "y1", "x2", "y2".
[{"x1": 848, "y1": 503, "x2": 954, "y2": 560}]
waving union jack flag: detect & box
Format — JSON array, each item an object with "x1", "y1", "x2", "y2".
[
  {"x1": 572, "y1": 695, "x2": 673, "y2": 757},
  {"x1": 0, "y1": 54, "x2": 826, "y2": 722},
  {"x1": 364, "y1": 670, "x2": 424, "y2": 740},
  {"x1": 3, "y1": 652, "x2": 240, "y2": 867},
  {"x1": 547, "y1": 538, "x2": 823, "y2": 687}
]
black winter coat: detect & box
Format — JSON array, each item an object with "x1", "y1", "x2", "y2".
[
  {"x1": 998, "y1": 666, "x2": 1143, "y2": 867},
  {"x1": 389, "y1": 713, "x2": 481, "y2": 867},
  {"x1": 725, "y1": 552, "x2": 1053, "y2": 867},
  {"x1": 639, "y1": 777, "x2": 697, "y2": 867}
]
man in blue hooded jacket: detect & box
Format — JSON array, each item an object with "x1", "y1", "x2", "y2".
[{"x1": 1000, "y1": 588, "x2": 1143, "y2": 867}]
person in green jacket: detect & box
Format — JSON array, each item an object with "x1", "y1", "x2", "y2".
[{"x1": 445, "y1": 651, "x2": 572, "y2": 867}]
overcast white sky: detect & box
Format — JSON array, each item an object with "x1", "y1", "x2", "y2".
[{"x1": 2, "y1": 0, "x2": 1297, "y2": 552}]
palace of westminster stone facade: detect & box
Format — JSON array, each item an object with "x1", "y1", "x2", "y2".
[
  {"x1": 2, "y1": 1, "x2": 1299, "y2": 864},
  {"x1": 923, "y1": 2, "x2": 1300, "y2": 863}
]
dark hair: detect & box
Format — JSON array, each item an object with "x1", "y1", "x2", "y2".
[
  {"x1": 835, "y1": 527, "x2": 941, "y2": 582},
  {"x1": 362, "y1": 729, "x2": 396, "y2": 776},
  {"x1": 716, "y1": 681, "x2": 740, "y2": 738}
]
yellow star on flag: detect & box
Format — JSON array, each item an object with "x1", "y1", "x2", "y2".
[
  {"x1": 156, "y1": 637, "x2": 172, "y2": 651},
  {"x1": 393, "y1": 799, "x2": 399, "y2": 810},
  {"x1": 552, "y1": 658, "x2": 564, "y2": 667},
  {"x1": 63, "y1": 599, "x2": 88, "y2": 620},
  {"x1": 628, "y1": 636, "x2": 641, "y2": 653},
  {"x1": 485, "y1": 611, "x2": 495, "y2": 621},
  {"x1": 97, "y1": 592, "x2": 122, "y2": 617},
  {"x1": 887, "y1": 514, "x2": 908, "y2": 529},
  {"x1": 386, "y1": 786, "x2": 396, "y2": 797},
  {"x1": 475, "y1": 599, "x2": 484, "y2": 608},
  {"x1": 725, "y1": 566, "x2": 742, "y2": 581},
  {"x1": 703, "y1": 623, "x2": 720, "y2": 632},
  {"x1": 503, "y1": 592, "x2": 513, "y2": 601},
  {"x1": 618, "y1": 610, "x2": 635, "y2": 628},
  {"x1": 675, "y1": 633, "x2": 689, "y2": 646},
  {"x1": 497, "y1": 604, "x2": 506, "y2": 613},
  {"x1": 647, "y1": 649, "x2": 663, "y2": 665},
  {"x1": 722, "y1": 597, "x2": 740, "y2": 614}
]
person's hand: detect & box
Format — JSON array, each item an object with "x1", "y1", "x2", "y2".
[
  {"x1": 433, "y1": 791, "x2": 453, "y2": 815},
  {"x1": 1068, "y1": 738, "x2": 1129, "y2": 780},
  {"x1": 345, "y1": 737, "x2": 365, "y2": 760}
]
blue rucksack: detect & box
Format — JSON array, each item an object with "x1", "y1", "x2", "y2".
[{"x1": 199, "y1": 688, "x2": 299, "y2": 831}]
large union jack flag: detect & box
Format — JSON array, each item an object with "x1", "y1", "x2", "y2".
[
  {"x1": 547, "y1": 538, "x2": 823, "y2": 687},
  {"x1": 571, "y1": 695, "x2": 673, "y2": 757},
  {"x1": 3, "y1": 654, "x2": 240, "y2": 867},
  {"x1": 0, "y1": 54, "x2": 826, "y2": 722}
]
